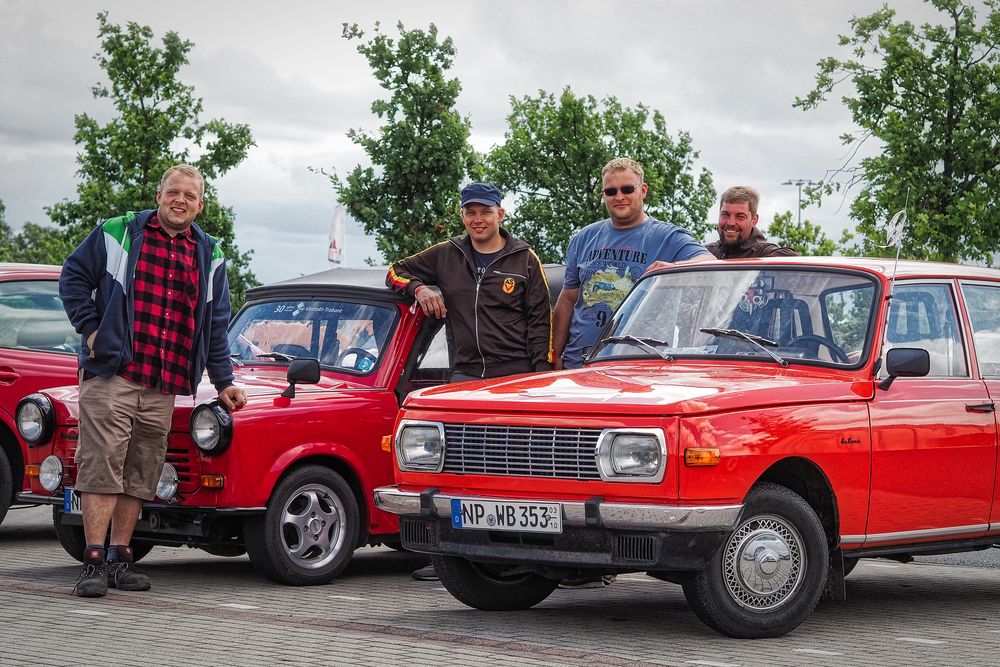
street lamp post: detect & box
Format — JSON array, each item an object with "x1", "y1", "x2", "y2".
[{"x1": 782, "y1": 179, "x2": 819, "y2": 225}]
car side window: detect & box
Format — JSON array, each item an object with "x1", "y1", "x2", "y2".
[
  {"x1": 885, "y1": 283, "x2": 966, "y2": 377},
  {"x1": 416, "y1": 324, "x2": 450, "y2": 372},
  {"x1": 0, "y1": 280, "x2": 78, "y2": 353},
  {"x1": 960, "y1": 283, "x2": 1000, "y2": 378}
]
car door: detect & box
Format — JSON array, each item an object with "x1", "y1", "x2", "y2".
[
  {"x1": 867, "y1": 280, "x2": 996, "y2": 541},
  {"x1": 958, "y1": 281, "x2": 1000, "y2": 529}
]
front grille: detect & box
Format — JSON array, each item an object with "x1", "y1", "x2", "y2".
[
  {"x1": 616, "y1": 534, "x2": 657, "y2": 563},
  {"x1": 442, "y1": 424, "x2": 602, "y2": 480},
  {"x1": 401, "y1": 519, "x2": 435, "y2": 547},
  {"x1": 165, "y1": 438, "x2": 200, "y2": 493}
]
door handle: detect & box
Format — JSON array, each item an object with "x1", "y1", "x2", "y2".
[
  {"x1": 0, "y1": 370, "x2": 20, "y2": 384},
  {"x1": 966, "y1": 402, "x2": 996, "y2": 413}
]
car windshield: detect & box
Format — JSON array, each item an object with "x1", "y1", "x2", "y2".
[
  {"x1": 228, "y1": 299, "x2": 397, "y2": 374},
  {"x1": 590, "y1": 267, "x2": 878, "y2": 368}
]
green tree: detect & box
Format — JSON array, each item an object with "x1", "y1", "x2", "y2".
[
  {"x1": 795, "y1": 0, "x2": 1000, "y2": 263},
  {"x1": 46, "y1": 12, "x2": 257, "y2": 306},
  {"x1": 331, "y1": 22, "x2": 476, "y2": 263},
  {"x1": 766, "y1": 210, "x2": 850, "y2": 256},
  {"x1": 0, "y1": 199, "x2": 76, "y2": 265},
  {"x1": 483, "y1": 87, "x2": 716, "y2": 262}
]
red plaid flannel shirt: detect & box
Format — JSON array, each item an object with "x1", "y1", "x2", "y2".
[{"x1": 118, "y1": 217, "x2": 200, "y2": 394}]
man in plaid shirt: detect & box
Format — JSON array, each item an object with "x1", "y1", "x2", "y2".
[{"x1": 60, "y1": 164, "x2": 247, "y2": 597}]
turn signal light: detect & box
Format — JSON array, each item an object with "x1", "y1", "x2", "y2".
[
  {"x1": 24, "y1": 464, "x2": 40, "y2": 477},
  {"x1": 381, "y1": 435, "x2": 392, "y2": 452},
  {"x1": 200, "y1": 475, "x2": 225, "y2": 489},
  {"x1": 684, "y1": 448, "x2": 721, "y2": 467}
]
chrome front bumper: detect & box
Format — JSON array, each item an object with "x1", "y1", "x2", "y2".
[{"x1": 373, "y1": 487, "x2": 743, "y2": 531}]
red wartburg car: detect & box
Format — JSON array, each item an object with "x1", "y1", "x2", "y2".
[
  {"x1": 374, "y1": 257, "x2": 1000, "y2": 638},
  {"x1": 16, "y1": 267, "x2": 500, "y2": 585}
]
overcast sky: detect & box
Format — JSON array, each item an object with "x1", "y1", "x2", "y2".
[{"x1": 0, "y1": 1, "x2": 945, "y2": 284}]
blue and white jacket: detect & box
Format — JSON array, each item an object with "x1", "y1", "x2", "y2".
[{"x1": 59, "y1": 209, "x2": 235, "y2": 394}]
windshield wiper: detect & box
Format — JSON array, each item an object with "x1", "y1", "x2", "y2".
[
  {"x1": 598, "y1": 335, "x2": 675, "y2": 361},
  {"x1": 230, "y1": 353, "x2": 244, "y2": 368},
  {"x1": 256, "y1": 351, "x2": 295, "y2": 362},
  {"x1": 700, "y1": 327, "x2": 788, "y2": 367}
]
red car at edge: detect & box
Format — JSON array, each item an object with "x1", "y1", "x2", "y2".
[{"x1": 375, "y1": 257, "x2": 1000, "y2": 638}]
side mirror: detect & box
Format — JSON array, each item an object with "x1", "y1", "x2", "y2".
[
  {"x1": 281, "y1": 358, "x2": 321, "y2": 398},
  {"x1": 878, "y1": 347, "x2": 930, "y2": 390}
]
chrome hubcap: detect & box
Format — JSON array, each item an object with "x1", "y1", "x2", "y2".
[
  {"x1": 279, "y1": 483, "x2": 346, "y2": 570},
  {"x1": 724, "y1": 514, "x2": 804, "y2": 611}
]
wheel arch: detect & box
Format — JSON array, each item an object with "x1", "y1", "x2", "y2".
[{"x1": 756, "y1": 456, "x2": 839, "y2": 547}]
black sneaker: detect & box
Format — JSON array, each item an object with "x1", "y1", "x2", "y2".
[
  {"x1": 72, "y1": 562, "x2": 108, "y2": 598},
  {"x1": 107, "y1": 560, "x2": 151, "y2": 591}
]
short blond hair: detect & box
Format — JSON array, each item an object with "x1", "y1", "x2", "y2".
[
  {"x1": 601, "y1": 157, "x2": 644, "y2": 183},
  {"x1": 719, "y1": 186, "x2": 759, "y2": 217},
  {"x1": 159, "y1": 164, "x2": 205, "y2": 198}
]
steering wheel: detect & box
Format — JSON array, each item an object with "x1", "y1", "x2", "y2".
[
  {"x1": 786, "y1": 335, "x2": 850, "y2": 364},
  {"x1": 337, "y1": 347, "x2": 378, "y2": 371}
]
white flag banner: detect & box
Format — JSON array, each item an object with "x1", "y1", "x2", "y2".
[
  {"x1": 883, "y1": 209, "x2": 907, "y2": 248},
  {"x1": 328, "y1": 204, "x2": 345, "y2": 265}
]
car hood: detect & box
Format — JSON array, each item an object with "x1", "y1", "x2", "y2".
[
  {"x1": 44, "y1": 366, "x2": 371, "y2": 423},
  {"x1": 404, "y1": 362, "x2": 874, "y2": 416}
]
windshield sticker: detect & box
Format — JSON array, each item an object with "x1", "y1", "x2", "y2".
[{"x1": 739, "y1": 277, "x2": 774, "y2": 314}]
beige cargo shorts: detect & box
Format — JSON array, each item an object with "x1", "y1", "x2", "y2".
[{"x1": 74, "y1": 373, "x2": 175, "y2": 501}]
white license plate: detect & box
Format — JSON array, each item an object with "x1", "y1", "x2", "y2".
[
  {"x1": 64, "y1": 488, "x2": 82, "y2": 515},
  {"x1": 451, "y1": 498, "x2": 562, "y2": 533}
]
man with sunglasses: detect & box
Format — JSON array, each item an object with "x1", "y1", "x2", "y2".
[{"x1": 552, "y1": 158, "x2": 710, "y2": 370}]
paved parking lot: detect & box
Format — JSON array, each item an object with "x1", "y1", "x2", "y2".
[{"x1": 3, "y1": 505, "x2": 1000, "y2": 666}]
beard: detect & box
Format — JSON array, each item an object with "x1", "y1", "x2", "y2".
[{"x1": 719, "y1": 233, "x2": 746, "y2": 250}]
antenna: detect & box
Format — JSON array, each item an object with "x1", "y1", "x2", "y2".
[{"x1": 876, "y1": 188, "x2": 909, "y2": 387}]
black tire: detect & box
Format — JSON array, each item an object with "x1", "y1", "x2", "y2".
[
  {"x1": 0, "y1": 447, "x2": 13, "y2": 526},
  {"x1": 244, "y1": 465, "x2": 359, "y2": 586},
  {"x1": 433, "y1": 554, "x2": 558, "y2": 611},
  {"x1": 682, "y1": 482, "x2": 829, "y2": 638},
  {"x1": 52, "y1": 507, "x2": 155, "y2": 563}
]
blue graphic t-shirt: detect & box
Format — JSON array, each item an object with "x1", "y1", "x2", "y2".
[{"x1": 562, "y1": 217, "x2": 708, "y2": 368}]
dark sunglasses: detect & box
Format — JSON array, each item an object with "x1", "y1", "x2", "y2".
[{"x1": 602, "y1": 184, "x2": 641, "y2": 197}]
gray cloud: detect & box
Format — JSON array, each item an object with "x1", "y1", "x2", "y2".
[{"x1": 0, "y1": 0, "x2": 954, "y2": 280}]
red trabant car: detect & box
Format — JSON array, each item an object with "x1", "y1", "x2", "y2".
[
  {"x1": 0, "y1": 263, "x2": 79, "y2": 526},
  {"x1": 375, "y1": 257, "x2": 1000, "y2": 638},
  {"x1": 18, "y1": 266, "x2": 538, "y2": 584}
]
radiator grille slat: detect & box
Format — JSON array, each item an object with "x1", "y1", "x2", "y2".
[{"x1": 443, "y1": 424, "x2": 601, "y2": 479}]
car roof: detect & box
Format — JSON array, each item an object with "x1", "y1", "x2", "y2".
[
  {"x1": 671, "y1": 256, "x2": 1000, "y2": 282},
  {"x1": 247, "y1": 264, "x2": 567, "y2": 305},
  {"x1": 0, "y1": 263, "x2": 62, "y2": 279}
]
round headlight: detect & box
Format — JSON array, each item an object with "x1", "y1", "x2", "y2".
[
  {"x1": 39, "y1": 455, "x2": 63, "y2": 491},
  {"x1": 190, "y1": 401, "x2": 233, "y2": 455},
  {"x1": 17, "y1": 394, "x2": 54, "y2": 446},
  {"x1": 156, "y1": 463, "x2": 179, "y2": 501},
  {"x1": 597, "y1": 429, "x2": 665, "y2": 482},
  {"x1": 610, "y1": 434, "x2": 661, "y2": 475},
  {"x1": 395, "y1": 421, "x2": 445, "y2": 471}
]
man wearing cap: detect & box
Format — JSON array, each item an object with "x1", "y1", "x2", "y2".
[{"x1": 386, "y1": 182, "x2": 553, "y2": 383}]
